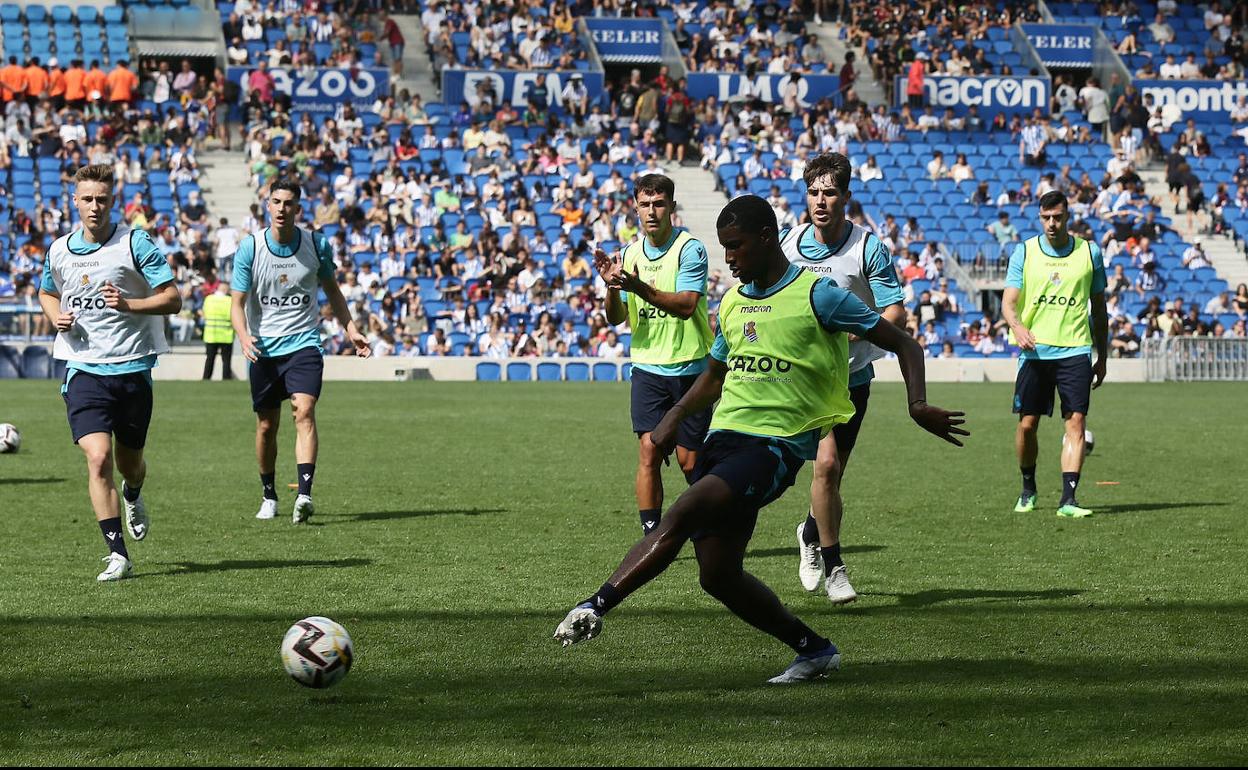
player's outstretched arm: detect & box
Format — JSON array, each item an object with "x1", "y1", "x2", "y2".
[
  {"x1": 321, "y1": 277, "x2": 371, "y2": 358},
  {"x1": 651, "y1": 359, "x2": 727, "y2": 456},
  {"x1": 864, "y1": 320, "x2": 969, "y2": 447}
]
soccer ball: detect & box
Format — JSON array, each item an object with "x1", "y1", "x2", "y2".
[
  {"x1": 1062, "y1": 429, "x2": 1095, "y2": 456},
  {"x1": 280, "y1": 616, "x2": 354, "y2": 688},
  {"x1": 0, "y1": 423, "x2": 20, "y2": 453}
]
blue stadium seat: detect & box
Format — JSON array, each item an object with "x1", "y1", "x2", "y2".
[
  {"x1": 506, "y1": 362, "x2": 532, "y2": 381},
  {"x1": 536, "y1": 362, "x2": 561, "y2": 381},
  {"x1": 592, "y1": 362, "x2": 618, "y2": 382},
  {"x1": 621, "y1": 362, "x2": 632, "y2": 382},
  {"x1": 0, "y1": 346, "x2": 20, "y2": 379},
  {"x1": 475, "y1": 362, "x2": 501, "y2": 381},
  {"x1": 565, "y1": 362, "x2": 590, "y2": 381},
  {"x1": 21, "y1": 345, "x2": 51, "y2": 378}
]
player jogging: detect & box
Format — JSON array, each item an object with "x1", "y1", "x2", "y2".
[
  {"x1": 38, "y1": 164, "x2": 182, "y2": 581},
  {"x1": 595, "y1": 174, "x2": 714, "y2": 536},
  {"x1": 781, "y1": 152, "x2": 906, "y2": 604},
  {"x1": 1002, "y1": 190, "x2": 1108, "y2": 518},
  {"x1": 230, "y1": 178, "x2": 370, "y2": 524},
  {"x1": 556, "y1": 196, "x2": 967, "y2": 682}
]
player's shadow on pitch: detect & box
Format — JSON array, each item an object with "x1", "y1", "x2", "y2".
[
  {"x1": 1092, "y1": 501, "x2": 1229, "y2": 516},
  {"x1": 146, "y1": 558, "x2": 372, "y2": 577},
  {"x1": 316, "y1": 508, "x2": 507, "y2": 525},
  {"x1": 746, "y1": 544, "x2": 886, "y2": 559},
  {"x1": 0, "y1": 476, "x2": 66, "y2": 485},
  {"x1": 858, "y1": 587, "x2": 1084, "y2": 609}
]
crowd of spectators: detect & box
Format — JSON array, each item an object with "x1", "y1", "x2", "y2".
[{"x1": 419, "y1": 1, "x2": 589, "y2": 73}]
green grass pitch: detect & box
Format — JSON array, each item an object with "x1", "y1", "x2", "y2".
[{"x1": 2, "y1": 380, "x2": 1246, "y2": 765}]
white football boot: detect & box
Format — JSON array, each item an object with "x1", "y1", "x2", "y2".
[
  {"x1": 122, "y1": 484, "x2": 148, "y2": 541},
  {"x1": 97, "y1": 553, "x2": 134, "y2": 582},
  {"x1": 292, "y1": 494, "x2": 314, "y2": 524},
  {"x1": 554, "y1": 606, "x2": 603, "y2": 648},
  {"x1": 768, "y1": 644, "x2": 841, "y2": 684},
  {"x1": 824, "y1": 565, "x2": 858, "y2": 605},
  {"x1": 797, "y1": 521, "x2": 823, "y2": 592},
  {"x1": 255, "y1": 498, "x2": 278, "y2": 520}
]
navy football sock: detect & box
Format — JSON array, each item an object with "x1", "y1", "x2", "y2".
[
  {"x1": 297, "y1": 464, "x2": 315, "y2": 496},
  {"x1": 99, "y1": 517, "x2": 129, "y2": 559},
  {"x1": 783, "y1": 620, "x2": 831, "y2": 655},
  {"x1": 122, "y1": 482, "x2": 141, "y2": 503},
  {"x1": 639, "y1": 508, "x2": 661, "y2": 533},
  {"x1": 822, "y1": 543, "x2": 843, "y2": 574},
  {"x1": 801, "y1": 512, "x2": 820, "y2": 545},
  {"x1": 260, "y1": 472, "x2": 278, "y2": 501},
  {"x1": 1060, "y1": 472, "x2": 1080, "y2": 506},
  {"x1": 1021, "y1": 465, "x2": 1037, "y2": 496},
  {"x1": 583, "y1": 583, "x2": 623, "y2": 616}
]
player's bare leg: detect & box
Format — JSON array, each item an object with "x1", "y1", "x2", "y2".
[
  {"x1": 254, "y1": 407, "x2": 281, "y2": 520},
  {"x1": 290, "y1": 393, "x2": 319, "y2": 523},
  {"x1": 115, "y1": 441, "x2": 148, "y2": 540},
  {"x1": 80, "y1": 432, "x2": 132, "y2": 580},
  {"x1": 1015, "y1": 414, "x2": 1040, "y2": 512},
  {"x1": 1057, "y1": 411, "x2": 1091, "y2": 518}
]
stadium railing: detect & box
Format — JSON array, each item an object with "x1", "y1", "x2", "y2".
[{"x1": 1143, "y1": 336, "x2": 1248, "y2": 382}]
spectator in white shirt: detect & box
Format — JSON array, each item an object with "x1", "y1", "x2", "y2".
[
  {"x1": 1159, "y1": 54, "x2": 1183, "y2": 79},
  {"x1": 1182, "y1": 240, "x2": 1212, "y2": 269},
  {"x1": 1148, "y1": 13, "x2": 1175, "y2": 44},
  {"x1": 1179, "y1": 52, "x2": 1201, "y2": 79}
]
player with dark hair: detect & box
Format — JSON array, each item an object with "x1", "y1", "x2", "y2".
[
  {"x1": 556, "y1": 195, "x2": 968, "y2": 682},
  {"x1": 230, "y1": 177, "x2": 371, "y2": 524},
  {"x1": 1003, "y1": 190, "x2": 1108, "y2": 518},
  {"x1": 782, "y1": 152, "x2": 907, "y2": 604},
  {"x1": 38, "y1": 164, "x2": 182, "y2": 581},
  {"x1": 595, "y1": 173, "x2": 714, "y2": 535}
]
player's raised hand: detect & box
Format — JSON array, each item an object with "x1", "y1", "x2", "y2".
[
  {"x1": 908, "y1": 401, "x2": 969, "y2": 447},
  {"x1": 100, "y1": 281, "x2": 129, "y2": 311},
  {"x1": 54, "y1": 310, "x2": 76, "y2": 332},
  {"x1": 593, "y1": 249, "x2": 624, "y2": 289},
  {"x1": 349, "y1": 329, "x2": 372, "y2": 358}
]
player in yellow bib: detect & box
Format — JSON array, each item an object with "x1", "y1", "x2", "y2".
[
  {"x1": 558, "y1": 196, "x2": 968, "y2": 683},
  {"x1": 1002, "y1": 191, "x2": 1108, "y2": 518},
  {"x1": 596, "y1": 174, "x2": 715, "y2": 536}
]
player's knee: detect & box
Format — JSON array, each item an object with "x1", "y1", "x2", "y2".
[
  {"x1": 698, "y1": 565, "x2": 740, "y2": 597},
  {"x1": 83, "y1": 448, "x2": 113, "y2": 478},
  {"x1": 292, "y1": 405, "x2": 315, "y2": 424},
  {"x1": 257, "y1": 416, "x2": 279, "y2": 436},
  {"x1": 1065, "y1": 412, "x2": 1086, "y2": 432},
  {"x1": 1018, "y1": 415, "x2": 1040, "y2": 433},
  {"x1": 638, "y1": 434, "x2": 663, "y2": 469},
  {"x1": 813, "y1": 455, "x2": 843, "y2": 486}
]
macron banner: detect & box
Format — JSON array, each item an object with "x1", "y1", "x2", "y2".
[
  {"x1": 584, "y1": 18, "x2": 664, "y2": 63},
  {"x1": 229, "y1": 66, "x2": 389, "y2": 112},
  {"x1": 1022, "y1": 24, "x2": 1095, "y2": 68},
  {"x1": 1135, "y1": 80, "x2": 1248, "y2": 121},
  {"x1": 896, "y1": 75, "x2": 1050, "y2": 118},
  {"x1": 685, "y1": 73, "x2": 840, "y2": 107},
  {"x1": 442, "y1": 69, "x2": 605, "y2": 111}
]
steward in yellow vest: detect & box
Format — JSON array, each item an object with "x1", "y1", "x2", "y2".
[
  {"x1": 202, "y1": 283, "x2": 235, "y2": 380},
  {"x1": 556, "y1": 195, "x2": 967, "y2": 678},
  {"x1": 1002, "y1": 191, "x2": 1109, "y2": 518}
]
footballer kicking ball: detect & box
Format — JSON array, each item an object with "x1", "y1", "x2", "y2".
[
  {"x1": 0, "y1": 423, "x2": 21, "y2": 453},
  {"x1": 1062, "y1": 429, "x2": 1095, "y2": 456},
  {"x1": 280, "y1": 616, "x2": 354, "y2": 688}
]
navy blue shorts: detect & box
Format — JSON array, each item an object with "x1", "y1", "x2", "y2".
[
  {"x1": 62, "y1": 370, "x2": 153, "y2": 449},
  {"x1": 1013, "y1": 355, "x2": 1092, "y2": 418},
  {"x1": 831, "y1": 382, "x2": 871, "y2": 460},
  {"x1": 630, "y1": 367, "x2": 711, "y2": 451},
  {"x1": 249, "y1": 346, "x2": 325, "y2": 412},
  {"x1": 689, "y1": 432, "x2": 805, "y2": 541}
]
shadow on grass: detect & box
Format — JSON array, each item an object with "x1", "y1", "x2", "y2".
[
  {"x1": 746, "y1": 544, "x2": 887, "y2": 559},
  {"x1": 317, "y1": 508, "x2": 507, "y2": 525},
  {"x1": 0, "y1": 476, "x2": 66, "y2": 485},
  {"x1": 856, "y1": 587, "x2": 1084, "y2": 609},
  {"x1": 145, "y1": 558, "x2": 372, "y2": 577},
  {"x1": 1093, "y1": 501, "x2": 1230, "y2": 515}
]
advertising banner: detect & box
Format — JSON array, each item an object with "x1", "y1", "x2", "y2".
[
  {"x1": 228, "y1": 66, "x2": 389, "y2": 112},
  {"x1": 896, "y1": 75, "x2": 1050, "y2": 118},
  {"x1": 1022, "y1": 24, "x2": 1095, "y2": 68},
  {"x1": 441, "y1": 69, "x2": 605, "y2": 110},
  {"x1": 584, "y1": 18, "x2": 664, "y2": 63},
  {"x1": 1135, "y1": 79, "x2": 1248, "y2": 121},
  {"x1": 685, "y1": 73, "x2": 840, "y2": 107}
]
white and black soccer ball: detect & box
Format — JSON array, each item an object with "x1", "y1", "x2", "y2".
[
  {"x1": 0, "y1": 423, "x2": 20, "y2": 453},
  {"x1": 280, "y1": 616, "x2": 354, "y2": 688},
  {"x1": 1062, "y1": 429, "x2": 1095, "y2": 456}
]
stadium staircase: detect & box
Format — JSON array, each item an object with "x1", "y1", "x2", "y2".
[
  {"x1": 815, "y1": 23, "x2": 887, "y2": 108},
  {"x1": 198, "y1": 148, "x2": 253, "y2": 241},
  {"x1": 391, "y1": 14, "x2": 440, "y2": 105},
  {"x1": 668, "y1": 164, "x2": 729, "y2": 277},
  {"x1": 1139, "y1": 165, "x2": 1248, "y2": 290}
]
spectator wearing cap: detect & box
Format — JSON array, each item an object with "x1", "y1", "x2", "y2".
[{"x1": 561, "y1": 73, "x2": 589, "y2": 119}]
